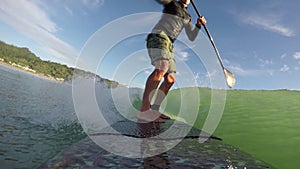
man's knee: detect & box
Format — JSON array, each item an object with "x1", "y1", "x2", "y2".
[
  {"x1": 165, "y1": 73, "x2": 175, "y2": 84},
  {"x1": 151, "y1": 69, "x2": 166, "y2": 82}
]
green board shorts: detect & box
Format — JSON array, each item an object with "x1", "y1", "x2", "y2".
[{"x1": 146, "y1": 31, "x2": 176, "y2": 73}]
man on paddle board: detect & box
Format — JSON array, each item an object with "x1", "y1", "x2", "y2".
[{"x1": 137, "y1": 0, "x2": 207, "y2": 122}]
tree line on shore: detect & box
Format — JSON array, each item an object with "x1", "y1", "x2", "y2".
[{"x1": 0, "y1": 40, "x2": 119, "y2": 87}]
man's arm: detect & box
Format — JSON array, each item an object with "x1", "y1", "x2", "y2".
[
  {"x1": 185, "y1": 16, "x2": 206, "y2": 41},
  {"x1": 155, "y1": 0, "x2": 173, "y2": 5},
  {"x1": 185, "y1": 20, "x2": 200, "y2": 41}
]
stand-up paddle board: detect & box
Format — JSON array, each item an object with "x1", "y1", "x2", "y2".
[{"x1": 40, "y1": 119, "x2": 272, "y2": 168}]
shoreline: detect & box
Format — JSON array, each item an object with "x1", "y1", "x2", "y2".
[{"x1": 0, "y1": 61, "x2": 65, "y2": 82}]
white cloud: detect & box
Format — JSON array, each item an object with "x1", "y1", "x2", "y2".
[
  {"x1": 229, "y1": 65, "x2": 249, "y2": 76},
  {"x1": 222, "y1": 60, "x2": 251, "y2": 76},
  {"x1": 239, "y1": 13, "x2": 295, "y2": 37},
  {"x1": 0, "y1": 0, "x2": 78, "y2": 65},
  {"x1": 205, "y1": 70, "x2": 217, "y2": 79},
  {"x1": 80, "y1": 0, "x2": 104, "y2": 9},
  {"x1": 137, "y1": 54, "x2": 149, "y2": 62},
  {"x1": 64, "y1": 6, "x2": 73, "y2": 16},
  {"x1": 193, "y1": 72, "x2": 200, "y2": 84},
  {"x1": 267, "y1": 70, "x2": 274, "y2": 76},
  {"x1": 259, "y1": 58, "x2": 273, "y2": 68},
  {"x1": 280, "y1": 64, "x2": 290, "y2": 72},
  {"x1": 174, "y1": 44, "x2": 190, "y2": 62},
  {"x1": 0, "y1": 0, "x2": 57, "y2": 33},
  {"x1": 222, "y1": 58, "x2": 275, "y2": 76},
  {"x1": 280, "y1": 53, "x2": 287, "y2": 59},
  {"x1": 227, "y1": 63, "x2": 274, "y2": 76},
  {"x1": 223, "y1": 59, "x2": 231, "y2": 65},
  {"x1": 293, "y1": 52, "x2": 300, "y2": 60},
  {"x1": 176, "y1": 51, "x2": 189, "y2": 61},
  {"x1": 143, "y1": 68, "x2": 152, "y2": 76}
]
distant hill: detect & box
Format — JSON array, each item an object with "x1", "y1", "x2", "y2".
[{"x1": 0, "y1": 40, "x2": 119, "y2": 88}]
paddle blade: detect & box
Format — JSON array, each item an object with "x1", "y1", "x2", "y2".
[{"x1": 224, "y1": 69, "x2": 236, "y2": 88}]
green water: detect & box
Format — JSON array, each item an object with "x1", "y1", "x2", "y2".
[
  {"x1": 2, "y1": 62, "x2": 299, "y2": 168},
  {"x1": 163, "y1": 88, "x2": 300, "y2": 169}
]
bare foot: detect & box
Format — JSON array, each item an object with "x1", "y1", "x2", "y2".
[{"x1": 137, "y1": 110, "x2": 166, "y2": 123}]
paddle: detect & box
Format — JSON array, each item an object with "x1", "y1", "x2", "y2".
[{"x1": 190, "y1": 0, "x2": 236, "y2": 88}]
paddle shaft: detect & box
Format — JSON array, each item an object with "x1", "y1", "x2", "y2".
[{"x1": 190, "y1": 0, "x2": 225, "y2": 71}]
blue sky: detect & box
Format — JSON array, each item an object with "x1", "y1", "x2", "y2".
[{"x1": 0, "y1": 0, "x2": 299, "y2": 90}]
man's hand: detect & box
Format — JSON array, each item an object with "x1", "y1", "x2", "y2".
[{"x1": 196, "y1": 16, "x2": 207, "y2": 27}]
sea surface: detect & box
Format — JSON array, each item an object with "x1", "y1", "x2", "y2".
[
  {"x1": 0, "y1": 65, "x2": 86, "y2": 168},
  {"x1": 2, "y1": 63, "x2": 298, "y2": 169}
]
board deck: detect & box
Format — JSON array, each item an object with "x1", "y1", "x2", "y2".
[
  {"x1": 90, "y1": 119, "x2": 222, "y2": 140},
  {"x1": 40, "y1": 119, "x2": 272, "y2": 168}
]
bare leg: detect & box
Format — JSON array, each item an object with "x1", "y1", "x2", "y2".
[
  {"x1": 137, "y1": 60, "x2": 169, "y2": 122},
  {"x1": 139, "y1": 69, "x2": 165, "y2": 112},
  {"x1": 153, "y1": 73, "x2": 175, "y2": 106},
  {"x1": 151, "y1": 73, "x2": 175, "y2": 119}
]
